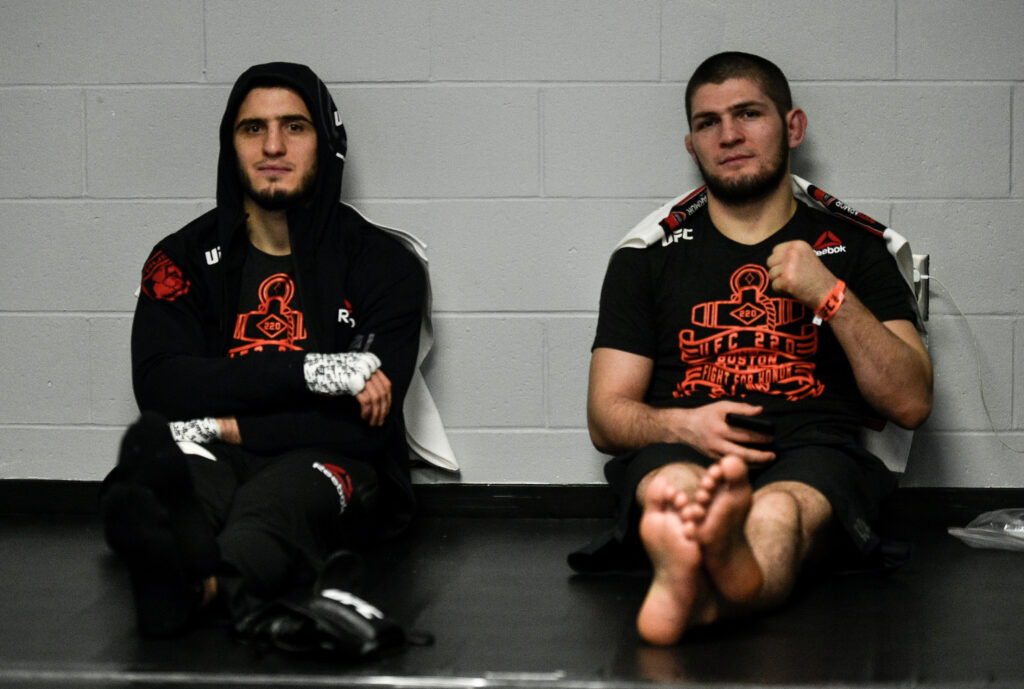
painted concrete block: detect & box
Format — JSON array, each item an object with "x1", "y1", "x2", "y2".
[
  {"x1": 922, "y1": 315, "x2": 1013, "y2": 432},
  {"x1": 89, "y1": 316, "x2": 136, "y2": 426},
  {"x1": 0, "y1": 201, "x2": 212, "y2": 312},
  {"x1": 423, "y1": 316, "x2": 546, "y2": 428},
  {"x1": 662, "y1": 0, "x2": 895, "y2": 80},
  {"x1": 544, "y1": 85, "x2": 700, "y2": 199},
  {"x1": 0, "y1": 0, "x2": 203, "y2": 84},
  {"x1": 442, "y1": 429, "x2": 607, "y2": 484},
  {"x1": 1, "y1": 90, "x2": 84, "y2": 197},
  {"x1": 431, "y1": 0, "x2": 659, "y2": 81},
  {"x1": 337, "y1": 87, "x2": 540, "y2": 199},
  {"x1": 898, "y1": 0, "x2": 1024, "y2": 80},
  {"x1": 1014, "y1": 86, "x2": 1023, "y2": 199},
  {"x1": 204, "y1": 0, "x2": 429, "y2": 83},
  {"x1": 905, "y1": 431, "x2": 1024, "y2": 487},
  {"x1": 0, "y1": 315, "x2": 92, "y2": 424},
  {"x1": 546, "y1": 316, "x2": 597, "y2": 429},
  {"x1": 0, "y1": 427, "x2": 121, "y2": 481},
  {"x1": 892, "y1": 201, "x2": 1024, "y2": 316},
  {"x1": 355, "y1": 199, "x2": 656, "y2": 312},
  {"x1": 86, "y1": 88, "x2": 226, "y2": 198},
  {"x1": 1, "y1": 0, "x2": 1023, "y2": 491},
  {"x1": 1016, "y1": 319, "x2": 1024, "y2": 431},
  {"x1": 792, "y1": 84, "x2": 1010, "y2": 198}
]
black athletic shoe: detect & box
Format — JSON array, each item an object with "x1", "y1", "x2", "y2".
[{"x1": 315, "y1": 550, "x2": 366, "y2": 595}]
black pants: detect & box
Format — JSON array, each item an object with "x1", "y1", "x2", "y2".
[
  {"x1": 182, "y1": 445, "x2": 378, "y2": 620},
  {"x1": 100, "y1": 438, "x2": 380, "y2": 622}
]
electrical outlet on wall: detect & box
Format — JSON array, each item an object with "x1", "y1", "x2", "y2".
[{"x1": 913, "y1": 253, "x2": 929, "y2": 320}]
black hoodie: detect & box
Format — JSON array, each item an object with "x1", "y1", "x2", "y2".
[{"x1": 130, "y1": 62, "x2": 425, "y2": 526}]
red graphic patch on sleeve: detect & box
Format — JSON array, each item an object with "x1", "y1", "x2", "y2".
[{"x1": 141, "y1": 250, "x2": 191, "y2": 301}]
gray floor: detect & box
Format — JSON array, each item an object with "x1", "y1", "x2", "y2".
[{"x1": 2, "y1": 511, "x2": 1024, "y2": 688}]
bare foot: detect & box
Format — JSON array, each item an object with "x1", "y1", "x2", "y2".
[
  {"x1": 636, "y1": 474, "x2": 702, "y2": 645},
  {"x1": 685, "y1": 455, "x2": 763, "y2": 604}
]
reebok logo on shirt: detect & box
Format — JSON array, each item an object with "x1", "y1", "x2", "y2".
[
  {"x1": 813, "y1": 231, "x2": 846, "y2": 256},
  {"x1": 338, "y1": 299, "x2": 357, "y2": 327}
]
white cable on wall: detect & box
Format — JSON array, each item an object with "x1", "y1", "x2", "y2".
[{"x1": 925, "y1": 273, "x2": 1024, "y2": 454}]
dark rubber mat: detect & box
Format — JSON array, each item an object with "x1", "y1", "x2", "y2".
[{"x1": 1, "y1": 513, "x2": 1023, "y2": 688}]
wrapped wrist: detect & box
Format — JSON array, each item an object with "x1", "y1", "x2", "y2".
[
  {"x1": 169, "y1": 417, "x2": 223, "y2": 444},
  {"x1": 304, "y1": 352, "x2": 381, "y2": 396}
]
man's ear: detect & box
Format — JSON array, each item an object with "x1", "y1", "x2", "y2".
[
  {"x1": 684, "y1": 133, "x2": 695, "y2": 160},
  {"x1": 786, "y1": 108, "x2": 807, "y2": 150}
]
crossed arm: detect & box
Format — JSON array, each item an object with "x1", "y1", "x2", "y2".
[
  {"x1": 135, "y1": 245, "x2": 425, "y2": 450},
  {"x1": 213, "y1": 368, "x2": 391, "y2": 444}
]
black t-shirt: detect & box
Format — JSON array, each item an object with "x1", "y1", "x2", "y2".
[
  {"x1": 228, "y1": 246, "x2": 307, "y2": 358},
  {"x1": 594, "y1": 201, "x2": 917, "y2": 444}
]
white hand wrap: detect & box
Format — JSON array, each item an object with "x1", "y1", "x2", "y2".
[
  {"x1": 169, "y1": 417, "x2": 222, "y2": 444},
  {"x1": 304, "y1": 352, "x2": 381, "y2": 396}
]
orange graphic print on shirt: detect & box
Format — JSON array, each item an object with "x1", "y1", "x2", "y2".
[
  {"x1": 675, "y1": 264, "x2": 824, "y2": 401},
  {"x1": 229, "y1": 273, "x2": 307, "y2": 357}
]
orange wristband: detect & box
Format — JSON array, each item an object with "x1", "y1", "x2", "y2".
[{"x1": 812, "y1": 279, "x2": 846, "y2": 325}]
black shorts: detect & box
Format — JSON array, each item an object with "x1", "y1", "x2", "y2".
[{"x1": 568, "y1": 441, "x2": 897, "y2": 573}]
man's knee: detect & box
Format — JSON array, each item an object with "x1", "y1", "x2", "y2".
[
  {"x1": 752, "y1": 481, "x2": 832, "y2": 546},
  {"x1": 306, "y1": 457, "x2": 378, "y2": 518}
]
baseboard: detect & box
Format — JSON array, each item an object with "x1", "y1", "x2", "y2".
[
  {"x1": 0, "y1": 480, "x2": 103, "y2": 516},
  {"x1": 1, "y1": 479, "x2": 1022, "y2": 523},
  {"x1": 883, "y1": 487, "x2": 1024, "y2": 527},
  {"x1": 413, "y1": 483, "x2": 615, "y2": 518},
  {"x1": 0, "y1": 480, "x2": 616, "y2": 518}
]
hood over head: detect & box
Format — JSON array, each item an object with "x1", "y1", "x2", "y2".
[{"x1": 215, "y1": 62, "x2": 347, "y2": 246}]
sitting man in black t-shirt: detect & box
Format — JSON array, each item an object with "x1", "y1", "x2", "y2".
[{"x1": 573, "y1": 52, "x2": 932, "y2": 645}]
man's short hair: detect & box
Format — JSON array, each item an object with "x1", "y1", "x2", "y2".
[{"x1": 684, "y1": 52, "x2": 793, "y2": 127}]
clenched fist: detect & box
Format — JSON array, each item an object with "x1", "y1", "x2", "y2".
[{"x1": 766, "y1": 240, "x2": 836, "y2": 308}]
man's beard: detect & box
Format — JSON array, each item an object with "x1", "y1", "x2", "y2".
[
  {"x1": 238, "y1": 162, "x2": 317, "y2": 212},
  {"x1": 695, "y1": 135, "x2": 789, "y2": 206}
]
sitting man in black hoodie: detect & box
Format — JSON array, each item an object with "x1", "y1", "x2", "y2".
[{"x1": 100, "y1": 62, "x2": 429, "y2": 640}]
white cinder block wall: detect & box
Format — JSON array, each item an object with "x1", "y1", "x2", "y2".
[{"x1": 1, "y1": 1, "x2": 1022, "y2": 487}]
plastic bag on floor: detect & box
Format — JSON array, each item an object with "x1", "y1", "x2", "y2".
[{"x1": 948, "y1": 508, "x2": 1024, "y2": 551}]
